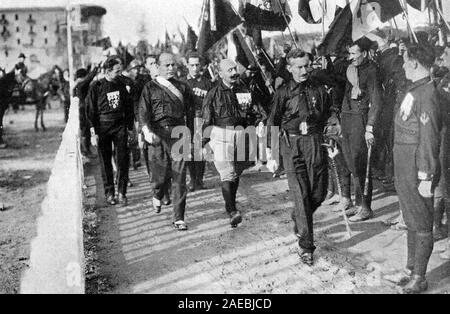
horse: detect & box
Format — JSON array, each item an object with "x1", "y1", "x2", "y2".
[
  {"x1": 15, "y1": 67, "x2": 54, "y2": 132},
  {"x1": 0, "y1": 69, "x2": 17, "y2": 148}
]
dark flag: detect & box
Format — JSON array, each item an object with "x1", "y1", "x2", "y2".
[
  {"x1": 240, "y1": 0, "x2": 292, "y2": 32},
  {"x1": 233, "y1": 30, "x2": 258, "y2": 68},
  {"x1": 298, "y1": 0, "x2": 321, "y2": 24},
  {"x1": 197, "y1": 0, "x2": 243, "y2": 56},
  {"x1": 92, "y1": 37, "x2": 112, "y2": 50},
  {"x1": 165, "y1": 30, "x2": 172, "y2": 50},
  {"x1": 186, "y1": 24, "x2": 198, "y2": 52},
  {"x1": 407, "y1": 0, "x2": 431, "y2": 11},
  {"x1": 318, "y1": 0, "x2": 403, "y2": 56},
  {"x1": 116, "y1": 42, "x2": 134, "y2": 68}
]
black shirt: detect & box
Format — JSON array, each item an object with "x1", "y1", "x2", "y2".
[{"x1": 86, "y1": 77, "x2": 134, "y2": 133}]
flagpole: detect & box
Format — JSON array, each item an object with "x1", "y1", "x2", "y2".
[
  {"x1": 399, "y1": 0, "x2": 419, "y2": 43},
  {"x1": 435, "y1": 1, "x2": 450, "y2": 34},
  {"x1": 237, "y1": 27, "x2": 275, "y2": 94},
  {"x1": 321, "y1": 0, "x2": 326, "y2": 69},
  {"x1": 274, "y1": 0, "x2": 298, "y2": 49}
]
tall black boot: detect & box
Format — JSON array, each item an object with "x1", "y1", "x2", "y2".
[
  {"x1": 222, "y1": 181, "x2": 236, "y2": 215},
  {"x1": 406, "y1": 230, "x2": 416, "y2": 273},
  {"x1": 403, "y1": 232, "x2": 433, "y2": 294}
]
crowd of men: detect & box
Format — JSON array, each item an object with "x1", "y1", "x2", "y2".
[{"x1": 74, "y1": 28, "x2": 450, "y2": 294}]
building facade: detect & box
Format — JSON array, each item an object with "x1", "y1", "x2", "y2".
[{"x1": 0, "y1": 5, "x2": 106, "y2": 75}]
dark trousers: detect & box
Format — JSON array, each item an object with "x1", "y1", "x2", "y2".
[
  {"x1": 281, "y1": 134, "x2": 328, "y2": 254},
  {"x1": 188, "y1": 161, "x2": 205, "y2": 186},
  {"x1": 341, "y1": 112, "x2": 373, "y2": 209},
  {"x1": 394, "y1": 144, "x2": 434, "y2": 233},
  {"x1": 98, "y1": 124, "x2": 129, "y2": 197},
  {"x1": 148, "y1": 128, "x2": 187, "y2": 222}
]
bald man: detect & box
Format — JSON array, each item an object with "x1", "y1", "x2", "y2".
[
  {"x1": 139, "y1": 53, "x2": 194, "y2": 231},
  {"x1": 202, "y1": 59, "x2": 267, "y2": 228}
]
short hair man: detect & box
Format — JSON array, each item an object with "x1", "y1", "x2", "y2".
[
  {"x1": 86, "y1": 56, "x2": 134, "y2": 205},
  {"x1": 184, "y1": 51, "x2": 213, "y2": 191},
  {"x1": 267, "y1": 49, "x2": 336, "y2": 266},
  {"x1": 339, "y1": 40, "x2": 382, "y2": 222}
]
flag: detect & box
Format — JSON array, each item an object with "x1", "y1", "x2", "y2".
[
  {"x1": 233, "y1": 29, "x2": 258, "y2": 68},
  {"x1": 186, "y1": 24, "x2": 198, "y2": 52},
  {"x1": 197, "y1": 0, "x2": 243, "y2": 56},
  {"x1": 116, "y1": 43, "x2": 134, "y2": 68},
  {"x1": 165, "y1": 30, "x2": 172, "y2": 50},
  {"x1": 407, "y1": 0, "x2": 431, "y2": 11},
  {"x1": 318, "y1": 0, "x2": 403, "y2": 56},
  {"x1": 298, "y1": 0, "x2": 321, "y2": 24},
  {"x1": 91, "y1": 37, "x2": 112, "y2": 50},
  {"x1": 240, "y1": 0, "x2": 292, "y2": 32},
  {"x1": 178, "y1": 25, "x2": 186, "y2": 44}
]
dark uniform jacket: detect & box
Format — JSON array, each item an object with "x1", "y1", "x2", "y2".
[
  {"x1": 341, "y1": 59, "x2": 382, "y2": 128},
  {"x1": 202, "y1": 80, "x2": 267, "y2": 130},
  {"x1": 85, "y1": 77, "x2": 134, "y2": 134},
  {"x1": 74, "y1": 69, "x2": 98, "y2": 134},
  {"x1": 376, "y1": 47, "x2": 407, "y2": 117},
  {"x1": 394, "y1": 77, "x2": 442, "y2": 179},
  {"x1": 267, "y1": 78, "x2": 335, "y2": 139},
  {"x1": 138, "y1": 78, "x2": 194, "y2": 133},
  {"x1": 184, "y1": 75, "x2": 214, "y2": 119}
]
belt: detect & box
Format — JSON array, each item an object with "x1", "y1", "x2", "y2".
[{"x1": 99, "y1": 112, "x2": 125, "y2": 121}]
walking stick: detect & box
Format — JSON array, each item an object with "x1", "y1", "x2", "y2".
[
  {"x1": 364, "y1": 143, "x2": 373, "y2": 198},
  {"x1": 323, "y1": 141, "x2": 352, "y2": 239}
]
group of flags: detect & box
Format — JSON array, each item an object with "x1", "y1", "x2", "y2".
[{"x1": 91, "y1": 0, "x2": 438, "y2": 69}]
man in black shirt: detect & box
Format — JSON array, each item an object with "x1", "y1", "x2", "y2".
[
  {"x1": 267, "y1": 49, "x2": 335, "y2": 266},
  {"x1": 184, "y1": 52, "x2": 213, "y2": 191},
  {"x1": 139, "y1": 53, "x2": 194, "y2": 231},
  {"x1": 86, "y1": 56, "x2": 134, "y2": 206}
]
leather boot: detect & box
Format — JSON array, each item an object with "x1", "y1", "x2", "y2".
[
  {"x1": 406, "y1": 230, "x2": 416, "y2": 273},
  {"x1": 403, "y1": 232, "x2": 433, "y2": 294},
  {"x1": 222, "y1": 181, "x2": 236, "y2": 215},
  {"x1": 433, "y1": 199, "x2": 446, "y2": 241}
]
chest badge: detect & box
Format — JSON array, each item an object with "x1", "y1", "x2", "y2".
[
  {"x1": 420, "y1": 112, "x2": 430, "y2": 126},
  {"x1": 107, "y1": 91, "x2": 120, "y2": 109}
]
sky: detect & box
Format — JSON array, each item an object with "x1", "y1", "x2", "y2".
[{"x1": 0, "y1": 0, "x2": 437, "y2": 45}]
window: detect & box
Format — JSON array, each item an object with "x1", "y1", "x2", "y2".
[
  {"x1": 29, "y1": 14, "x2": 32, "y2": 19},
  {"x1": 45, "y1": 38, "x2": 48, "y2": 45},
  {"x1": 30, "y1": 25, "x2": 33, "y2": 32},
  {"x1": 44, "y1": 26, "x2": 47, "y2": 32},
  {"x1": 17, "y1": 38, "x2": 20, "y2": 45},
  {"x1": 1, "y1": 15, "x2": 5, "y2": 20},
  {"x1": 16, "y1": 27, "x2": 19, "y2": 32},
  {"x1": 15, "y1": 14, "x2": 18, "y2": 21},
  {"x1": 31, "y1": 38, "x2": 34, "y2": 45}
]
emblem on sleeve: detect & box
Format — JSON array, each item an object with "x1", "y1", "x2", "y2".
[
  {"x1": 400, "y1": 93, "x2": 414, "y2": 121},
  {"x1": 420, "y1": 112, "x2": 430, "y2": 126}
]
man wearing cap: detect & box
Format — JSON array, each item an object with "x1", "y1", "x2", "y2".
[
  {"x1": 391, "y1": 45, "x2": 442, "y2": 294},
  {"x1": 202, "y1": 59, "x2": 266, "y2": 228},
  {"x1": 183, "y1": 51, "x2": 213, "y2": 192},
  {"x1": 139, "y1": 53, "x2": 194, "y2": 231},
  {"x1": 86, "y1": 56, "x2": 134, "y2": 206}
]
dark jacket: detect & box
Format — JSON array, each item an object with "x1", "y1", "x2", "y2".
[
  {"x1": 202, "y1": 80, "x2": 267, "y2": 130},
  {"x1": 184, "y1": 75, "x2": 214, "y2": 118},
  {"x1": 138, "y1": 78, "x2": 194, "y2": 133},
  {"x1": 85, "y1": 77, "x2": 134, "y2": 134},
  {"x1": 376, "y1": 47, "x2": 407, "y2": 119},
  {"x1": 394, "y1": 77, "x2": 442, "y2": 179},
  {"x1": 267, "y1": 78, "x2": 335, "y2": 140},
  {"x1": 0, "y1": 70, "x2": 15, "y2": 101},
  {"x1": 341, "y1": 59, "x2": 383, "y2": 128}
]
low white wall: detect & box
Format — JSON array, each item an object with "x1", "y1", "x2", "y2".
[{"x1": 20, "y1": 97, "x2": 85, "y2": 294}]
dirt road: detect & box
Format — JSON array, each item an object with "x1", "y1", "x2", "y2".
[
  {"x1": 0, "y1": 108, "x2": 64, "y2": 294},
  {"x1": 84, "y1": 161, "x2": 450, "y2": 294}
]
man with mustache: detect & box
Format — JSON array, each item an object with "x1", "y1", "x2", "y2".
[
  {"x1": 139, "y1": 53, "x2": 194, "y2": 231},
  {"x1": 202, "y1": 59, "x2": 266, "y2": 228},
  {"x1": 340, "y1": 39, "x2": 382, "y2": 222},
  {"x1": 266, "y1": 49, "x2": 336, "y2": 266}
]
